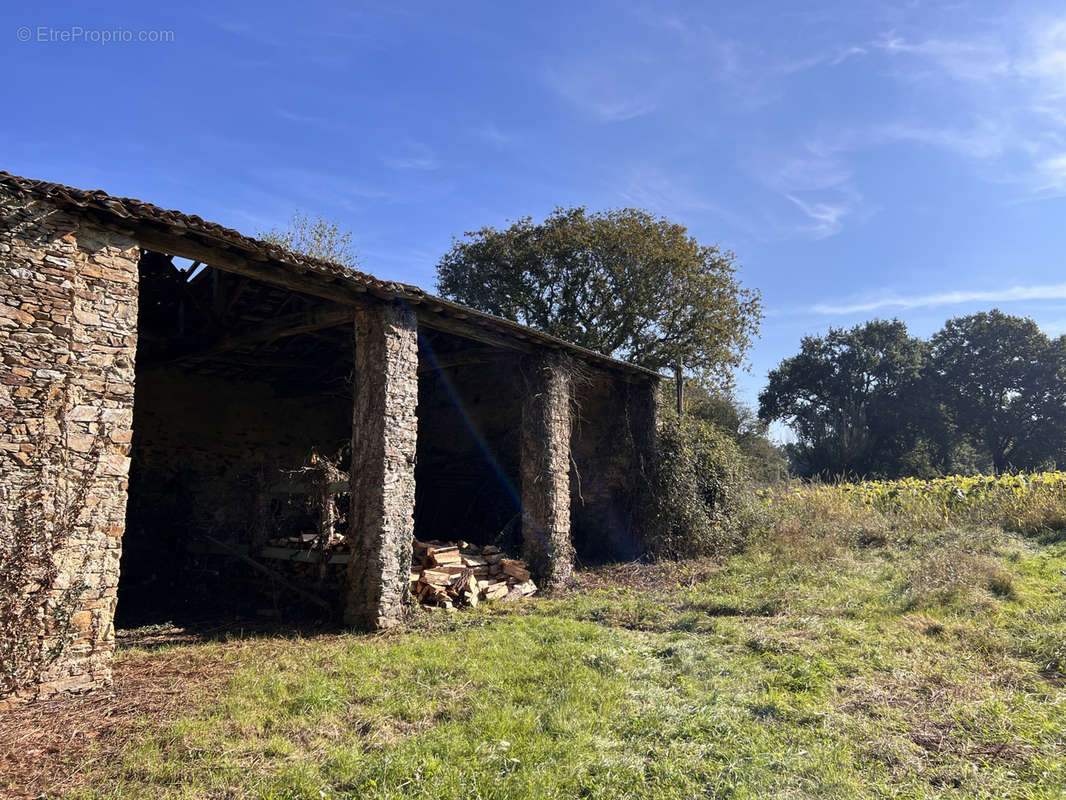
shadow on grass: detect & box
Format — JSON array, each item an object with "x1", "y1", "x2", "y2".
[
  {"x1": 682, "y1": 599, "x2": 782, "y2": 617},
  {"x1": 116, "y1": 614, "x2": 349, "y2": 651}
]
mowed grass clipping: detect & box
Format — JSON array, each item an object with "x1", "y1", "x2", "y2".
[{"x1": 28, "y1": 481, "x2": 1066, "y2": 799}]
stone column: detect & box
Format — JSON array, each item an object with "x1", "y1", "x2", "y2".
[
  {"x1": 520, "y1": 351, "x2": 575, "y2": 588},
  {"x1": 344, "y1": 301, "x2": 418, "y2": 630}
]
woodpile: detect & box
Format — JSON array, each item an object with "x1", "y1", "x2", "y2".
[
  {"x1": 412, "y1": 539, "x2": 537, "y2": 609},
  {"x1": 247, "y1": 534, "x2": 538, "y2": 611}
]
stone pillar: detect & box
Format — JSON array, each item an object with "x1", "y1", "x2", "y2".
[
  {"x1": 344, "y1": 301, "x2": 418, "y2": 630},
  {"x1": 0, "y1": 191, "x2": 138, "y2": 704},
  {"x1": 520, "y1": 351, "x2": 575, "y2": 587}
]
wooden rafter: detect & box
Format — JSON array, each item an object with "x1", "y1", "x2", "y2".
[{"x1": 144, "y1": 307, "x2": 355, "y2": 369}]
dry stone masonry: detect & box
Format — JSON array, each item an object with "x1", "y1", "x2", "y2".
[
  {"x1": 344, "y1": 302, "x2": 419, "y2": 630},
  {"x1": 520, "y1": 351, "x2": 576, "y2": 587},
  {"x1": 0, "y1": 191, "x2": 138, "y2": 703}
]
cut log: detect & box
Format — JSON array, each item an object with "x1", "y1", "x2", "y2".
[
  {"x1": 420, "y1": 568, "x2": 455, "y2": 586},
  {"x1": 500, "y1": 559, "x2": 531, "y2": 582}
]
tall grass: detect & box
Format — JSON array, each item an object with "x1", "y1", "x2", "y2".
[{"x1": 759, "y1": 471, "x2": 1066, "y2": 537}]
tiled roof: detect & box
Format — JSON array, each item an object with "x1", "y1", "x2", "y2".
[{"x1": 0, "y1": 171, "x2": 659, "y2": 379}]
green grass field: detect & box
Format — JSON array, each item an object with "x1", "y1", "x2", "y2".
[{"x1": 39, "y1": 501, "x2": 1065, "y2": 800}]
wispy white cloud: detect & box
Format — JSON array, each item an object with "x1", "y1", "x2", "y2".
[
  {"x1": 870, "y1": 118, "x2": 1014, "y2": 160},
  {"x1": 1018, "y1": 18, "x2": 1066, "y2": 94},
  {"x1": 272, "y1": 107, "x2": 348, "y2": 130},
  {"x1": 1034, "y1": 153, "x2": 1066, "y2": 195},
  {"x1": 862, "y1": 17, "x2": 1066, "y2": 198},
  {"x1": 547, "y1": 9, "x2": 870, "y2": 124},
  {"x1": 759, "y1": 147, "x2": 866, "y2": 239},
  {"x1": 873, "y1": 33, "x2": 1010, "y2": 82},
  {"x1": 551, "y1": 8, "x2": 1066, "y2": 234},
  {"x1": 208, "y1": 16, "x2": 289, "y2": 49},
  {"x1": 382, "y1": 142, "x2": 440, "y2": 171},
  {"x1": 618, "y1": 167, "x2": 767, "y2": 238},
  {"x1": 546, "y1": 56, "x2": 659, "y2": 122},
  {"x1": 785, "y1": 194, "x2": 857, "y2": 239},
  {"x1": 382, "y1": 155, "x2": 440, "y2": 170},
  {"x1": 810, "y1": 283, "x2": 1066, "y2": 315},
  {"x1": 261, "y1": 166, "x2": 397, "y2": 208}
]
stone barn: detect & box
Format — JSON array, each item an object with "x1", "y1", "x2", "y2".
[{"x1": 0, "y1": 172, "x2": 659, "y2": 703}]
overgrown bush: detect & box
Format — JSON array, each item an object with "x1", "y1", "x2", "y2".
[
  {"x1": 644, "y1": 413, "x2": 760, "y2": 558},
  {"x1": 667, "y1": 380, "x2": 789, "y2": 485}
]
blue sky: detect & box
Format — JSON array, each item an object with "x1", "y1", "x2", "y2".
[{"x1": 4, "y1": 1, "x2": 1066, "y2": 432}]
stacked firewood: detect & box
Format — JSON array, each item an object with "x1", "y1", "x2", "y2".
[{"x1": 412, "y1": 539, "x2": 537, "y2": 609}]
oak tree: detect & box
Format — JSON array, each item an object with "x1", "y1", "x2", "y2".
[
  {"x1": 758, "y1": 319, "x2": 927, "y2": 477},
  {"x1": 435, "y1": 207, "x2": 761, "y2": 384},
  {"x1": 929, "y1": 310, "x2": 1066, "y2": 472}
]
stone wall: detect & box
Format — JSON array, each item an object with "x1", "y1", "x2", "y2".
[
  {"x1": 344, "y1": 302, "x2": 419, "y2": 630},
  {"x1": 0, "y1": 191, "x2": 138, "y2": 703},
  {"x1": 570, "y1": 372, "x2": 658, "y2": 562}
]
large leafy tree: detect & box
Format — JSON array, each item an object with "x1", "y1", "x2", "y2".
[
  {"x1": 929, "y1": 310, "x2": 1066, "y2": 472},
  {"x1": 435, "y1": 207, "x2": 762, "y2": 384},
  {"x1": 758, "y1": 319, "x2": 928, "y2": 478}
]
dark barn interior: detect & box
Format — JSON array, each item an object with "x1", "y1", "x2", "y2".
[
  {"x1": 569, "y1": 373, "x2": 650, "y2": 563},
  {"x1": 414, "y1": 330, "x2": 523, "y2": 552},
  {"x1": 118, "y1": 252, "x2": 354, "y2": 626}
]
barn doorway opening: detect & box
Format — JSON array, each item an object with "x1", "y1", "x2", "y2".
[{"x1": 116, "y1": 252, "x2": 353, "y2": 629}]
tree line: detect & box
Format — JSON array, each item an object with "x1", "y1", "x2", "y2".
[{"x1": 758, "y1": 311, "x2": 1066, "y2": 478}]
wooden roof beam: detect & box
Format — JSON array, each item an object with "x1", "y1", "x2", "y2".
[{"x1": 143, "y1": 307, "x2": 355, "y2": 369}]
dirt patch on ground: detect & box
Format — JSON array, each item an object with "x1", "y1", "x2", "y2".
[
  {"x1": 839, "y1": 669, "x2": 1038, "y2": 782},
  {"x1": 0, "y1": 630, "x2": 238, "y2": 799},
  {"x1": 570, "y1": 557, "x2": 720, "y2": 593}
]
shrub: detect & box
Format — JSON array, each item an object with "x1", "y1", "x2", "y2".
[{"x1": 644, "y1": 413, "x2": 758, "y2": 558}]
